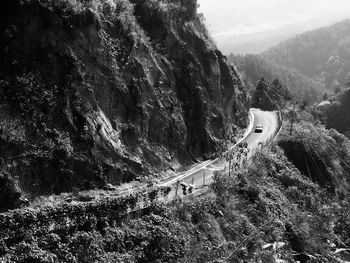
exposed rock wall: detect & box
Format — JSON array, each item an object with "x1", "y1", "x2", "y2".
[{"x1": 0, "y1": 0, "x2": 248, "y2": 202}]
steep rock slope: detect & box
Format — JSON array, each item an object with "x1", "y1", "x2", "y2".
[{"x1": 0, "y1": 0, "x2": 248, "y2": 201}]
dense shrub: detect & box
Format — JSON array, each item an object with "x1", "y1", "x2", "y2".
[
  {"x1": 211, "y1": 146, "x2": 349, "y2": 262},
  {"x1": 69, "y1": 231, "x2": 104, "y2": 263},
  {"x1": 230, "y1": 53, "x2": 324, "y2": 103},
  {"x1": 1, "y1": 146, "x2": 350, "y2": 262}
]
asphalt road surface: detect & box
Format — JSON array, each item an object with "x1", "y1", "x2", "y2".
[{"x1": 161, "y1": 109, "x2": 280, "y2": 199}]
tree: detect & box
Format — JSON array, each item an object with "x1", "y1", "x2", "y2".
[
  {"x1": 252, "y1": 78, "x2": 273, "y2": 110},
  {"x1": 323, "y1": 93, "x2": 328, "y2": 101},
  {"x1": 270, "y1": 78, "x2": 292, "y2": 106},
  {"x1": 252, "y1": 77, "x2": 292, "y2": 110},
  {"x1": 331, "y1": 79, "x2": 341, "y2": 94}
]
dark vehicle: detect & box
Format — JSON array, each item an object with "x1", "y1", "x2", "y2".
[{"x1": 254, "y1": 125, "x2": 263, "y2": 133}]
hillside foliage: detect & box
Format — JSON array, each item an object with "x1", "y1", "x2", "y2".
[
  {"x1": 0, "y1": 0, "x2": 248, "y2": 209},
  {"x1": 2, "y1": 139, "x2": 350, "y2": 262},
  {"x1": 229, "y1": 54, "x2": 324, "y2": 103},
  {"x1": 322, "y1": 88, "x2": 350, "y2": 138},
  {"x1": 263, "y1": 19, "x2": 350, "y2": 90}
]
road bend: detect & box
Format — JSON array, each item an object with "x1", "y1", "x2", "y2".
[{"x1": 161, "y1": 109, "x2": 280, "y2": 199}]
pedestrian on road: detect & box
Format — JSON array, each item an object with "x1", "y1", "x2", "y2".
[
  {"x1": 181, "y1": 185, "x2": 187, "y2": 195},
  {"x1": 188, "y1": 184, "x2": 194, "y2": 194},
  {"x1": 180, "y1": 182, "x2": 188, "y2": 195}
]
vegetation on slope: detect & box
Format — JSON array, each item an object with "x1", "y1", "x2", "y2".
[
  {"x1": 322, "y1": 88, "x2": 350, "y2": 138},
  {"x1": 0, "y1": 0, "x2": 248, "y2": 209},
  {"x1": 1, "y1": 1, "x2": 350, "y2": 262},
  {"x1": 264, "y1": 19, "x2": 350, "y2": 90},
  {"x1": 2, "y1": 119, "x2": 350, "y2": 262},
  {"x1": 251, "y1": 78, "x2": 292, "y2": 111},
  {"x1": 229, "y1": 54, "x2": 324, "y2": 103},
  {"x1": 231, "y1": 19, "x2": 350, "y2": 105}
]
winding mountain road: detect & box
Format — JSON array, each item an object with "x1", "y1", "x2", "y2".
[
  {"x1": 33, "y1": 108, "x2": 281, "y2": 210},
  {"x1": 160, "y1": 108, "x2": 281, "y2": 198}
]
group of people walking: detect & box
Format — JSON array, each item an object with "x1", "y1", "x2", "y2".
[{"x1": 176, "y1": 141, "x2": 252, "y2": 197}]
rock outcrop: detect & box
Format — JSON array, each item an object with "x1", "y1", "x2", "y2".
[{"x1": 0, "y1": 0, "x2": 248, "y2": 204}]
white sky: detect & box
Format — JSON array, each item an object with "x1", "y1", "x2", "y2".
[{"x1": 198, "y1": 0, "x2": 350, "y2": 38}]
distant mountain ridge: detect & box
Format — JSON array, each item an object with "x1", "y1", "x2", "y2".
[
  {"x1": 263, "y1": 19, "x2": 350, "y2": 89},
  {"x1": 217, "y1": 13, "x2": 350, "y2": 54},
  {"x1": 229, "y1": 18, "x2": 350, "y2": 103}
]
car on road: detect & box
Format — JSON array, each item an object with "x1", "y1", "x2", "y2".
[{"x1": 254, "y1": 125, "x2": 263, "y2": 133}]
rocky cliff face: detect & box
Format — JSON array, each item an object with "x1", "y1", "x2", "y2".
[{"x1": 0, "y1": 0, "x2": 248, "y2": 203}]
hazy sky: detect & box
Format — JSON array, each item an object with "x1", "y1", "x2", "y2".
[{"x1": 198, "y1": 0, "x2": 350, "y2": 38}]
